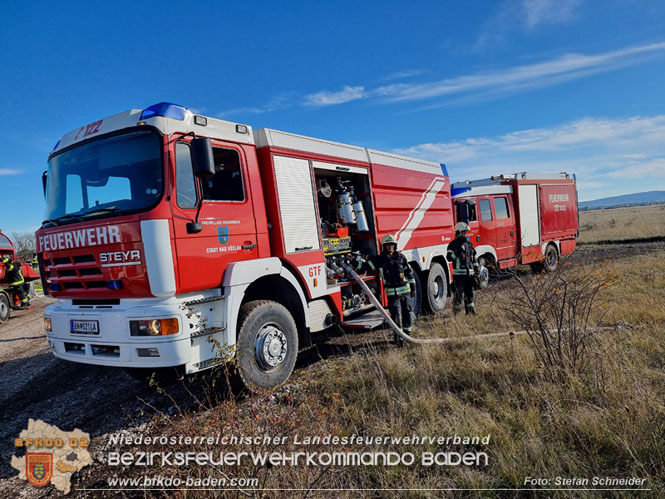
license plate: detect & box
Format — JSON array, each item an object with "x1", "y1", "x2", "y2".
[{"x1": 70, "y1": 320, "x2": 99, "y2": 334}]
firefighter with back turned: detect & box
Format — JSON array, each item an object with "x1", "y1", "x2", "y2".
[{"x1": 1, "y1": 255, "x2": 30, "y2": 308}]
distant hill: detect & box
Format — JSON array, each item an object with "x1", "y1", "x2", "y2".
[{"x1": 579, "y1": 191, "x2": 665, "y2": 210}]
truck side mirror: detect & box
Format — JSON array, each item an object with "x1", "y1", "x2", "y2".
[
  {"x1": 42, "y1": 171, "x2": 48, "y2": 197},
  {"x1": 457, "y1": 202, "x2": 470, "y2": 223},
  {"x1": 191, "y1": 137, "x2": 215, "y2": 178}
]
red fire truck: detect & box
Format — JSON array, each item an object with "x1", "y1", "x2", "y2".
[
  {"x1": 36, "y1": 102, "x2": 455, "y2": 388},
  {"x1": 451, "y1": 173, "x2": 579, "y2": 287}
]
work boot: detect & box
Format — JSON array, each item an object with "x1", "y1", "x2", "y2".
[
  {"x1": 465, "y1": 304, "x2": 477, "y2": 315},
  {"x1": 393, "y1": 333, "x2": 405, "y2": 347}
]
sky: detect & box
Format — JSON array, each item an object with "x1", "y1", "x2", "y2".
[{"x1": 1, "y1": 0, "x2": 665, "y2": 234}]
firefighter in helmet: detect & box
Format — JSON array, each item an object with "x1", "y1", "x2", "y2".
[
  {"x1": 1, "y1": 255, "x2": 30, "y2": 308},
  {"x1": 446, "y1": 222, "x2": 478, "y2": 315},
  {"x1": 357, "y1": 234, "x2": 417, "y2": 344}
]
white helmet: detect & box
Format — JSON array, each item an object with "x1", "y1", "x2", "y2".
[{"x1": 455, "y1": 222, "x2": 470, "y2": 232}]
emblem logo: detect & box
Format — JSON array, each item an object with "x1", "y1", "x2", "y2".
[
  {"x1": 26, "y1": 453, "x2": 53, "y2": 487},
  {"x1": 218, "y1": 227, "x2": 229, "y2": 245}
]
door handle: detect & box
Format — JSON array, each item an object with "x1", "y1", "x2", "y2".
[
  {"x1": 476, "y1": 235, "x2": 481, "y2": 242},
  {"x1": 242, "y1": 243, "x2": 257, "y2": 250},
  {"x1": 510, "y1": 230, "x2": 514, "y2": 236},
  {"x1": 295, "y1": 246, "x2": 313, "y2": 251}
]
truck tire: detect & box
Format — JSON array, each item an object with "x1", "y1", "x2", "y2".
[
  {"x1": 544, "y1": 244, "x2": 559, "y2": 272},
  {"x1": 236, "y1": 300, "x2": 298, "y2": 391},
  {"x1": 423, "y1": 262, "x2": 447, "y2": 314},
  {"x1": 476, "y1": 257, "x2": 490, "y2": 289},
  {"x1": 0, "y1": 293, "x2": 10, "y2": 323}
]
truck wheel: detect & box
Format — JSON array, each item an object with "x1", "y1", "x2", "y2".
[
  {"x1": 0, "y1": 294, "x2": 10, "y2": 323},
  {"x1": 423, "y1": 262, "x2": 447, "y2": 314},
  {"x1": 477, "y1": 257, "x2": 490, "y2": 289},
  {"x1": 237, "y1": 300, "x2": 298, "y2": 391},
  {"x1": 544, "y1": 244, "x2": 559, "y2": 272}
]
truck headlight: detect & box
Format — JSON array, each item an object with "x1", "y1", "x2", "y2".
[
  {"x1": 44, "y1": 317, "x2": 52, "y2": 332},
  {"x1": 130, "y1": 318, "x2": 179, "y2": 336}
]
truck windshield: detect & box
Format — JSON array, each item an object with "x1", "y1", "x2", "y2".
[{"x1": 44, "y1": 130, "x2": 162, "y2": 224}]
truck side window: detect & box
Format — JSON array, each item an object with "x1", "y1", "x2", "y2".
[
  {"x1": 479, "y1": 199, "x2": 493, "y2": 221},
  {"x1": 494, "y1": 197, "x2": 510, "y2": 219},
  {"x1": 202, "y1": 147, "x2": 245, "y2": 202},
  {"x1": 175, "y1": 142, "x2": 198, "y2": 209},
  {"x1": 0, "y1": 235, "x2": 12, "y2": 250}
]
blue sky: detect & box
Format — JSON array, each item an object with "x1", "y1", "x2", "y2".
[{"x1": 2, "y1": 0, "x2": 665, "y2": 234}]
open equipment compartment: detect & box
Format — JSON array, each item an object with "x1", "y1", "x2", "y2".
[{"x1": 313, "y1": 163, "x2": 380, "y2": 316}]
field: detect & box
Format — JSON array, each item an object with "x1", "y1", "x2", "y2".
[
  {"x1": 60, "y1": 208, "x2": 663, "y2": 498},
  {"x1": 4, "y1": 208, "x2": 663, "y2": 498},
  {"x1": 578, "y1": 204, "x2": 665, "y2": 243}
]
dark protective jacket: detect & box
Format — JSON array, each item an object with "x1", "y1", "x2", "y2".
[
  {"x1": 360, "y1": 251, "x2": 416, "y2": 296},
  {"x1": 1, "y1": 257, "x2": 25, "y2": 286},
  {"x1": 447, "y1": 236, "x2": 478, "y2": 276}
]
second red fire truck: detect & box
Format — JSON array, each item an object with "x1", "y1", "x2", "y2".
[{"x1": 451, "y1": 173, "x2": 579, "y2": 287}]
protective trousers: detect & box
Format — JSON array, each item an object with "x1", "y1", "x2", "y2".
[
  {"x1": 452, "y1": 275, "x2": 476, "y2": 315},
  {"x1": 10, "y1": 283, "x2": 29, "y2": 306},
  {"x1": 388, "y1": 293, "x2": 413, "y2": 340}
]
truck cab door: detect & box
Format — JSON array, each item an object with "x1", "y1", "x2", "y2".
[
  {"x1": 475, "y1": 197, "x2": 496, "y2": 248},
  {"x1": 172, "y1": 140, "x2": 258, "y2": 294},
  {"x1": 492, "y1": 195, "x2": 517, "y2": 262}
]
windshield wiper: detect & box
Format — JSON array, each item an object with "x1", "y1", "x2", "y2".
[
  {"x1": 41, "y1": 214, "x2": 86, "y2": 227},
  {"x1": 81, "y1": 207, "x2": 120, "y2": 217}
]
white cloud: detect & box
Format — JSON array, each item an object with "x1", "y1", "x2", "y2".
[
  {"x1": 218, "y1": 93, "x2": 296, "y2": 117},
  {"x1": 0, "y1": 168, "x2": 21, "y2": 175},
  {"x1": 381, "y1": 69, "x2": 427, "y2": 82},
  {"x1": 523, "y1": 0, "x2": 581, "y2": 29},
  {"x1": 392, "y1": 115, "x2": 665, "y2": 201},
  {"x1": 475, "y1": 0, "x2": 582, "y2": 50},
  {"x1": 300, "y1": 42, "x2": 665, "y2": 108},
  {"x1": 303, "y1": 86, "x2": 367, "y2": 107}
]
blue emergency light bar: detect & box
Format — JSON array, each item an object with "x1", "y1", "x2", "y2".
[{"x1": 140, "y1": 102, "x2": 187, "y2": 121}]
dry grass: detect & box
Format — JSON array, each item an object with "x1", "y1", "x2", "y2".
[
  {"x1": 90, "y1": 250, "x2": 665, "y2": 497},
  {"x1": 578, "y1": 204, "x2": 665, "y2": 243}
]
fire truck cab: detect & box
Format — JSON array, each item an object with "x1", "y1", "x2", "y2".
[
  {"x1": 37, "y1": 102, "x2": 455, "y2": 389},
  {"x1": 451, "y1": 173, "x2": 578, "y2": 287}
]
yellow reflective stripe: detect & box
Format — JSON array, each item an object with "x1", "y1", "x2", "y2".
[
  {"x1": 386, "y1": 285, "x2": 410, "y2": 296},
  {"x1": 9, "y1": 279, "x2": 25, "y2": 286}
]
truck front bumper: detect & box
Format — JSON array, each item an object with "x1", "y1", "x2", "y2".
[{"x1": 44, "y1": 297, "x2": 191, "y2": 368}]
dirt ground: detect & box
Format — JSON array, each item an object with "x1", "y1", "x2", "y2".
[{"x1": 1, "y1": 240, "x2": 663, "y2": 497}]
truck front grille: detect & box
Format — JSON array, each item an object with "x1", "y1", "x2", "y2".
[{"x1": 43, "y1": 254, "x2": 107, "y2": 292}]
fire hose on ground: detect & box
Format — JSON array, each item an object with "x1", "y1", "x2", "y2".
[{"x1": 340, "y1": 262, "x2": 635, "y2": 345}]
